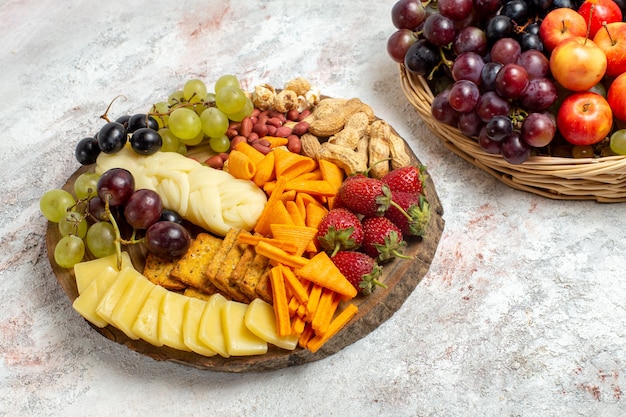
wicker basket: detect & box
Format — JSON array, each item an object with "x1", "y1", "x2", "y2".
[{"x1": 399, "y1": 64, "x2": 626, "y2": 203}]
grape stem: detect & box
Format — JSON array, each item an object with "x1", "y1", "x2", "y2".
[
  {"x1": 102, "y1": 197, "x2": 124, "y2": 270},
  {"x1": 100, "y1": 95, "x2": 127, "y2": 123}
]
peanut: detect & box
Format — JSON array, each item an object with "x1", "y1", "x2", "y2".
[
  {"x1": 251, "y1": 139, "x2": 271, "y2": 154},
  {"x1": 300, "y1": 133, "x2": 322, "y2": 158},
  {"x1": 287, "y1": 135, "x2": 302, "y2": 154},
  {"x1": 368, "y1": 120, "x2": 391, "y2": 179},
  {"x1": 388, "y1": 129, "x2": 412, "y2": 169},
  {"x1": 205, "y1": 155, "x2": 224, "y2": 169},
  {"x1": 292, "y1": 121, "x2": 310, "y2": 136},
  {"x1": 317, "y1": 142, "x2": 367, "y2": 176},
  {"x1": 240, "y1": 116, "x2": 253, "y2": 137},
  {"x1": 230, "y1": 136, "x2": 247, "y2": 150},
  {"x1": 275, "y1": 126, "x2": 293, "y2": 138},
  {"x1": 252, "y1": 123, "x2": 269, "y2": 137},
  {"x1": 308, "y1": 98, "x2": 375, "y2": 137}
]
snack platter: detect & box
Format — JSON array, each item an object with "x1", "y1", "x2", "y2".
[{"x1": 44, "y1": 81, "x2": 444, "y2": 372}]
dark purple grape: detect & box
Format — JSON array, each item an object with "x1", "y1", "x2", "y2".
[
  {"x1": 88, "y1": 196, "x2": 107, "y2": 221},
  {"x1": 439, "y1": 0, "x2": 474, "y2": 21},
  {"x1": 124, "y1": 189, "x2": 163, "y2": 229},
  {"x1": 159, "y1": 209, "x2": 184, "y2": 224},
  {"x1": 495, "y1": 63, "x2": 529, "y2": 99},
  {"x1": 501, "y1": 132, "x2": 531, "y2": 164},
  {"x1": 404, "y1": 39, "x2": 440, "y2": 76},
  {"x1": 519, "y1": 33, "x2": 543, "y2": 52},
  {"x1": 145, "y1": 221, "x2": 191, "y2": 258},
  {"x1": 501, "y1": 0, "x2": 532, "y2": 24},
  {"x1": 453, "y1": 26, "x2": 488, "y2": 56},
  {"x1": 491, "y1": 38, "x2": 522, "y2": 65},
  {"x1": 526, "y1": 23, "x2": 541, "y2": 36},
  {"x1": 115, "y1": 115, "x2": 131, "y2": 128},
  {"x1": 529, "y1": 0, "x2": 553, "y2": 10},
  {"x1": 485, "y1": 15, "x2": 514, "y2": 44},
  {"x1": 476, "y1": 91, "x2": 511, "y2": 122},
  {"x1": 448, "y1": 80, "x2": 480, "y2": 112},
  {"x1": 517, "y1": 50, "x2": 549, "y2": 79},
  {"x1": 75, "y1": 136, "x2": 101, "y2": 165},
  {"x1": 97, "y1": 168, "x2": 135, "y2": 207},
  {"x1": 550, "y1": 0, "x2": 577, "y2": 9},
  {"x1": 392, "y1": 0, "x2": 427, "y2": 29},
  {"x1": 457, "y1": 110, "x2": 484, "y2": 136},
  {"x1": 478, "y1": 126, "x2": 503, "y2": 154},
  {"x1": 521, "y1": 113, "x2": 557, "y2": 147},
  {"x1": 480, "y1": 62, "x2": 503, "y2": 91},
  {"x1": 485, "y1": 115, "x2": 513, "y2": 141},
  {"x1": 474, "y1": 0, "x2": 502, "y2": 15},
  {"x1": 431, "y1": 89, "x2": 460, "y2": 126},
  {"x1": 423, "y1": 13, "x2": 456, "y2": 47},
  {"x1": 387, "y1": 29, "x2": 418, "y2": 63},
  {"x1": 519, "y1": 77, "x2": 558, "y2": 111},
  {"x1": 451, "y1": 52, "x2": 485, "y2": 84},
  {"x1": 97, "y1": 122, "x2": 128, "y2": 154},
  {"x1": 130, "y1": 128, "x2": 162, "y2": 155},
  {"x1": 127, "y1": 113, "x2": 159, "y2": 133}
]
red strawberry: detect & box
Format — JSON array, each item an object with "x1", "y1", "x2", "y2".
[
  {"x1": 381, "y1": 165, "x2": 427, "y2": 194},
  {"x1": 316, "y1": 208, "x2": 364, "y2": 256},
  {"x1": 330, "y1": 251, "x2": 385, "y2": 295},
  {"x1": 385, "y1": 191, "x2": 430, "y2": 237},
  {"x1": 338, "y1": 176, "x2": 393, "y2": 217},
  {"x1": 361, "y1": 216, "x2": 410, "y2": 262}
]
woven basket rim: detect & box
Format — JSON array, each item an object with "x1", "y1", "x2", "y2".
[{"x1": 399, "y1": 64, "x2": 626, "y2": 203}]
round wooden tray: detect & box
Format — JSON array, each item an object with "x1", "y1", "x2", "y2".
[{"x1": 46, "y1": 134, "x2": 445, "y2": 372}]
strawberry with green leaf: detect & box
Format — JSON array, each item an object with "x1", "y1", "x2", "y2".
[
  {"x1": 316, "y1": 208, "x2": 364, "y2": 256},
  {"x1": 385, "y1": 191, "x2": 430, "y2": 237},
  {"x1": 331, "y1": 250, "x2": 385, "y2": 295},
  {"x1": 361, "y1": 216, "x2": 410, "y2": 262}
]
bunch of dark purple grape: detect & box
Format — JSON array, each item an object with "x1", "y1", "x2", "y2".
[{"x1": 387, "y1": 0, "x2": 583, "y2": 164}]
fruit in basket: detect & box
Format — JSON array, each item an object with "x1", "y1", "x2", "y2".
[
  {"x1": 556, "y1": 92, "x2": 613, "y2": 145},
  {"x1": 578, "y1": 0, "x2": 623, "y2": 39},
  {"x1": 549, "y1": 37, "x2": 607, "y2": 91},
  {"x1": 607, "y1": 72, "x2": 626, "y2": 122},
  {"x1": 539, "y1": 7, "x2": 588, "y2": 51},
  {"x1": 594, "y1": 22, "x2": 626, "y2": 78}
]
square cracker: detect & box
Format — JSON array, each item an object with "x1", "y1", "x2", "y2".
[
  {"x1": 170, "y1": 232, "x2": 222, "y2": 293},
  {"x1": 143, "y1": 252, "x2": 187, "y2": 291}
]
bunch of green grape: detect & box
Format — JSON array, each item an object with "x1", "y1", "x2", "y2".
[
  {"x1": 151, "y1": 75, "x2": 253, "y2": 154},
  {"x1": 39, "y1": 172, "x2": 116, "y2": 268}
]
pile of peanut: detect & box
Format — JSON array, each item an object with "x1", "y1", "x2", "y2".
[{"x1": 223, "y1": 77, "x2": 411, "y2": 178}]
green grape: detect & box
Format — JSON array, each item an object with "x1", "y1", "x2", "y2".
[
  {"x1": 74, "y1": 172, "x2": 100, "y2": 200},
  {"x1": 158, "y1": 128, "x2": 180, "y2": 152},
  {"x1": 214, "y1": 75, "x2": 240, "y2": 93},
  {"x1": 54, "y1": 234, "x2": 85, "y2": 268},
  {"x1": 179, "y1": 130, "x2": 205, "y2": 146},
  {"x1": 151, "y1": 101, "x2": 170, "y2": 129},
  {"x1": 209, "y1": 135, "x2": 231, "y2": 153},
  {"x1": 183, "y1": 79, "x2": 208, "y2": 104},
  {"x1": 200, "y1": 107, "x2": 229, "y2": 138},
  {"x1": 193, "y1": 101, "x2": 209, "y2": 116},
  {"x1": 176, "y1": 142, "x2": 188, "y2": 155},
  {"x1": 215, "y1": 86, "x2": 247, "y2": 115},
  {"x1": 225, "y1": 96, "x2": 254, "y2": 122},
  {"x1": 86, "y1": 221, "x2": 117, "y2": 258},
  {"x1": 168, "y1": 107, "x2": 202, "y2": 140},
  {"x1": 58, "y1": 211, "x2": 88, "y2": 238},
  {"x1": 40, "y1": 189, "x2": 76, "y2": 223},
  {"x1": 610, "y1": 129, "x2": 626, "y2": 155},
  {"x1": 168, "y1": 90, "x2": 185, "y2": 107},
  {"x1": 205, "y1": 92, "x2": 216, "y2": 105}
]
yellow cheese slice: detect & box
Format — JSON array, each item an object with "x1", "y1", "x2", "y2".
[
  {"x1": 158, "y1": 291, "x2": 191, "y2": 351},
  {"x1": 74, "y1": 252, "x2": 131, "y2": 294},
  {"x1": 198, "y1": 293, "x2": 229, "y2": 358},
  {"x1": 95, "y1": 266, "x2": 136, "y2": 325},
  {"x1": 132, "y1": 284, "x2": 167, "y2": 346},
  {"x1": 244, "y1": 298, "x2": 298, "y2": 350},
  {"x1": 110, "y1": 270, "x2": 154, "y2": 340},
  {"x1": 72, "y1": 266, "x2": 120, "y2": 327},
  {"x1": 222, "y1": 300, "x2": 268, "y2": 356},
  {"x1": 182, "y1": 297, "x2": 217, "y2": 357}
]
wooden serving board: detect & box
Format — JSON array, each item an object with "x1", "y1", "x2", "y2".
[{"x1": 46, "y1": 133, "x2": 445, "y2": 372}]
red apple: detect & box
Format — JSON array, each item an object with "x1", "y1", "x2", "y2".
[
  {"x1": 578, "y1": 0, "x2": 623, "y2": 39},
  {"x1": 608, "y1": 72, "x2": 626, "y2": 122},
  {"x1": 539, "y1": 7, "x2": 588, "y2": 52},
  {"x1": 550, "y1": 36, "x2": 607, "y2": 91},
  {"x1": 593, "y1": 21, "x2": 626, "y2": 78},
  {"x1": 557, "y1": 92, "x2": 613, "y2": 145}
]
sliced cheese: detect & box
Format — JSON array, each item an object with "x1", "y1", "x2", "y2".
[
  {"x1": 183, "y1": 297, "x2": 217, "y2": 357},
  {"x1": 74, "y1": 252, "x2": 131, "y2": 294},
  {"x1": 72, "y1": 266, "x2": 120, "y2": 327},
  {"x1": 158, "y1": 291, "x2": 191, "y2": 351},
  {"x1": 222, "y1": 300, "x2": 267, "y2": 356},
  {"x1": 110, "y1": 269, "x2": 154, "y2": 340},
  {"x1": 245, "y1": 298, "x2": 298, "y2": 350},
  {"x1": 198, "y1": 293, "x2": 229, "y2": 358},
  {"x1": 132, "y1": 284, "x2": 167, "y2": 346},
  {"x1": 95, "y1": 266, "x2": 136, "y2": 325}
]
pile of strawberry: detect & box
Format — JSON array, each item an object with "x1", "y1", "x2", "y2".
[{"x1": 316, "y1": 165, "x2": 430, "y2": 296}]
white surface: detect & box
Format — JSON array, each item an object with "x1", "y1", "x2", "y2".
[{"x1": 1, "y1": 1, "x2": 626, "y2": 416}]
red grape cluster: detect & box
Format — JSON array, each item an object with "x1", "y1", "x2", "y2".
[{"x1": 387, "y1": 0, "x2": 585, "y2": 164}]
